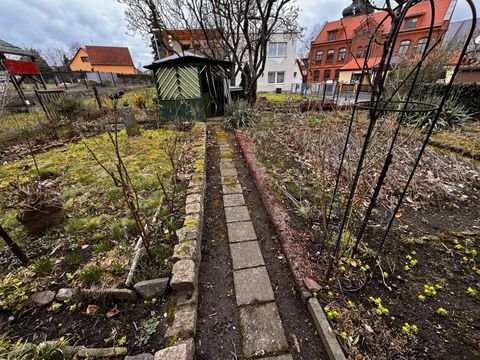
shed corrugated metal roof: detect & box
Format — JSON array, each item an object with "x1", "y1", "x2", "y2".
[
  {"x1": 0, "y1": 39, "x2": 35, "y2": 57},
  {"x1": 144, "y1": 51, "x2": 231, "y2": 69}
]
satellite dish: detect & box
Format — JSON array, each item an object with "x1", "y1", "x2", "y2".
[{"x1": 475, "y1": 35, "x2": 480, "y2": 45}]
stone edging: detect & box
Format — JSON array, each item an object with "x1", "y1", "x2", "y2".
[
  {"x1": 234, "y1": 130, "x2": 347, "y2": 360},
  {"x1": 157, "y1": 122, "x2": 206, "y2": 359}
]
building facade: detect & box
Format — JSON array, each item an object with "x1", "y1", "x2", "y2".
[
  {"x1": 256, "y1": 33, "x2": 299, "y2": 92},
  {"x1": 69, "y1": 46, "x2": 136, "y2": 74},
  {"x1": 308, "y1": 0, "x2": 455, "y2": 84}
]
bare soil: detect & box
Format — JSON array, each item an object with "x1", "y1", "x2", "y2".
[
  {"x1": 240, "y1": 113, "x2": 480, "y2": 359},
  {"x1": 195, "y1": 124, "x2": 242, "y2": 360}
]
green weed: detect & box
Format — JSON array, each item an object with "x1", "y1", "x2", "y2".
[
  {"x1": 32, "y1": 257, "x2": 54, "y2": 275},
  {"x1": 78, "y1": 265, "x2": 102, "y2": 286}
]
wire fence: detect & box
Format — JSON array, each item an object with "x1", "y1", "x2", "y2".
[{"x1": 290, "y1": 82, "x2": 372, "y2": 106}]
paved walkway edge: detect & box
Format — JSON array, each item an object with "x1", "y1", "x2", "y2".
[
  {"x1": 157, "y1": 123, "x2": 207, "y2": 360},
  {"x1": 234, "y1": 130, "x2": 347, "y2": 360}
]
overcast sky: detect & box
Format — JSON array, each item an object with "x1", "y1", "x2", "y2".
[{"x1": 0, "y1": 0, "x2": 473, "y2": 68}]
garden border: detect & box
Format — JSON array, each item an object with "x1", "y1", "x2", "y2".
[
  {"x1": 234, "y1": 130, "x2": 347, "y2": 360},
  {"x1": 153, "y1": 122, "x2": 206, "y2": 360}
]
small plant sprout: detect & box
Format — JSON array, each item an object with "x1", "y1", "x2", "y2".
[
  {"x1": 423, "y1": 284, "x2": 441, "y2": 297},
  {"x1": 69, "y1": 304, "x2": 77, "y2": 311},
  {"x1": 327, "y1": 291, "x2": 334, "y2": 298},
  {"x1": 418, "y1": 294, "x2": 426, "y2": 302},
  {"x1": 436, "y1": 307, "x2": 448, "y2": 317},
  {"x1": 404, "y1": 253, "x2": 418, "y2": 271},
  {"x1": 360, "y1": 264, "x2": 370, "y2": 272},
  {"x1": 347, "y1": 300, "x2": 355, "y2": 309},
  {"x1": 467, "y1": 287, "x2": 477, "y2": 297},
  {"x1": 324, "y1": 306, "x2": 340, "y2": 321},
  {"x1": 369, "y1": 296, "x2": 390, "y2": 316},
  {"x1": 340, "y1": 331, "x2": 348, "y2": 339},
  {"x1": 51, "y1": 302, "x2": 62, "y2": 311},
  {"x1": 401, "y1": 323, "x2": 418, "y2": 336},
  {"x1": 118, "y1": 336, "x2": 127, "y2": 346},
  {"x1": 65, "y1": 272, "x2": 74, "y2": 280}
]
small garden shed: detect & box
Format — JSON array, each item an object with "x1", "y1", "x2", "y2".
[{"x1": 145, "y1": 52, "x2": 232, "y2": 121}]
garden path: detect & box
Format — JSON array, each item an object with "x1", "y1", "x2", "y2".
[{"x1": 195, "y1": 124, "x2": 326, "y2": 360}]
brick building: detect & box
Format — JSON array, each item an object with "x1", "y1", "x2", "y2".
[{"x1": 308, "y1": 0, "x2": 456, "y2": 84}]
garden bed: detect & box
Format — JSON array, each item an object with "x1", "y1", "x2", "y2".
[
  {"x1": 240, "y1": 111, "x2": 480, "y2": 359},
  {"x1": 0, "y1": 122, "x2": 204, "y2": 358}
]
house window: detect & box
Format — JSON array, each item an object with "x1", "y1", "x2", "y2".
[
  {"x1": 338, "y1": 48, "x2": 346, "y2": 61},
  {"x1": 334, "y1": 69, "x2": 340, "y2": 80},
  {"x1": 182, "y1": 44, "x2": 191, "y2": 50},
  {"x1": 356, "y1": 47, "x2": 363, "y2": 58},
  {"x1": 324, "y1": 69, "x2": 331, "y2": 80},
  {"x1": 351, "y1": 73, "x2": 362, "y2": 83},
  {"x1": 326, "y1": 49, "x2": 334, "y2": 63},
  {"x1": 81, "y1": 56, "x2": 89, "y2": 62},
  {"x1": 267, "y1": 71, "x2": 285, "y2": 83},
  {"x1": 404, "y1": 17, "x2": 418, "y2": 29},
  {"x1": 316, "y1": 50, "x2": 323, "y2": 63},
  {"x1": 398, "y1": 40, "x2": 411, "y2": 55},
  {"x1": 328, "y1": 31, "x2": 337, "y2": 41},
  {"x1": 313, "y1": 70, "x2": 320, "y2": 82},
  {"x1": 267, "y1": 42, "x2": 287, "y2": 57},
  {"x1": 416, "y1": 38, "x2": 428, "y2": 54},
  {"x1": 293, "y1": 71, "x2": 297, "y2": 78}
]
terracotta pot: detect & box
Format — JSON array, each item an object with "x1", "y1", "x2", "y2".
[{"x1": 17, "y1": 206, "x2": 65, "y2": 234}]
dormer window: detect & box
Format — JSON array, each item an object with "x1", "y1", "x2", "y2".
[
  {"x1": 81, "y1": 56, "x2": 89, "y2": 62},
  {"x1": 328, "y1": 31, "x2": 337, "y2": 41},
  {"x1": 404, "y1": 17, "x2": 418, "y2": 29}
]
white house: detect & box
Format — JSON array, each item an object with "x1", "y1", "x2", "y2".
[{"x1": 256, "y1": 33, "x2": 299, "y2": 92}]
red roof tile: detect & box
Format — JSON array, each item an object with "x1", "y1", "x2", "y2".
[
  {"x1": 85, "y1": 45, "x2": 134, "y2": 66},
  {"x1": 313, "y1": 0, "x2": 453, "y2": 44}
]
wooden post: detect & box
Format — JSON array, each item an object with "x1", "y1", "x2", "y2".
[
  {"x1": 322, "y1": 82, "x2": 327, "y2": 105},
  {"x1": 82, "y1": 71, "x2": 88, "y2": 88},
  {"x1": 92, "y1": 86, "x2": 102, "y2": 109},
  {"x1": 57, "y1": 69, "x2": 68, "y2": 90},
  {"x1": 0, "y1": 224, "x2": 29, "y2": 266},
  {"x1": 97, "y1": 71, "x2": 104, "y2": 87},
  {"x1": 111, "y1": 72, "x2": 116, "y2": 87}
]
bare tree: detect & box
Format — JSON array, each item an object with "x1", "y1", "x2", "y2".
[{"x1": 118, "y1": 0, "x2": 300, "y2": 104}]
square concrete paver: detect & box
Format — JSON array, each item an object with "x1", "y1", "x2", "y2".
[
  {"x1": 227, "y1": 221, "x2": 256, "y2": 243},
  {"x1": 230, "y1": 241, "x2": 265, "y2": 270},
  {"x1": 223, "y1": 193, "x2": 245, "y2": 207},
  {"x1": 239, "y1": 302, "x2": 289, "y2": 357},
  {"x1": 225, "y1": 206, "x2": 251, "y2": 223},
  {"x1": 233, "y1": 266, "x2": 274, "y2": 306},
  {"x1": 221, "y1": 175, "x2": 239, "y2": 185},
  {"x1": 222, "y1": 182, "x2": 243, "y2": 195},
  {"x1": 259, "y1": 355, "x2": 293, "y2": 360},
  {"x1": 220, "y1": 167, "x2": 238, "y2": 177}
]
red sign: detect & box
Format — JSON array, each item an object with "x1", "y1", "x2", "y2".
[{"x1": 2, "y1": 59, "x2": 40, "y2": 75}]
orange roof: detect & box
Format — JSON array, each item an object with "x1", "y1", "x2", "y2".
[
  {"x1": 313, "y1": 0, "x2": 453, "y2": 44},
  {"x1": 340, "y1": 57, "x2": 383, "y2": 70},
  {"x1": 84, "y1": 45, "x2": 134, "y2": 66}
]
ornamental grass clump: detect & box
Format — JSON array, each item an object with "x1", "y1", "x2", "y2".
[{"x1": 224, "y1": 100, "x2": 257, "y2": 129}]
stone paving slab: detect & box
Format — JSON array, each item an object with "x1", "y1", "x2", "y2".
[
  {"x1": 223, "y1": 193, "x2": 246, "y2": 207},
  {"x1": 220, "y1": 167, "x2": 238, "y2": 177},
  {"x1": 233, "y1": 266, "x2": 274, "y2": 306},
  {"x1": 227, "y1": 221, "x2": 257, "y2": 243},
  {"x1": 259, "y1": 355, "x2": 293, "y2": 360},
  {"x1": 239, "y1": 302, "x2": 289, "y2": 357},
  {"x1": 225, "y1": 206, "x2": 251, "y2": 223},
  {"x1": 221, "y1": 175, "x2": 239, "y2": 185},
  {"x1": 230, "y1": 241, "x2": 265, "y2": 270},
  {"x1": 222, "y1": 182, "x2": 243, "y2": 195}
]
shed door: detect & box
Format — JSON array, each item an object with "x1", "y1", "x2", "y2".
[{"x1": 156, "y1": 66, "x2": 201, "y2": 100}]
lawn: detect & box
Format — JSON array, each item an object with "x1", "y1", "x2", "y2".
[
  {"x1": 257, "y1": 91, "x2": 315, "y2": 102},
  {"x1": 243, "y1": 110, "x2": 480, "y2": 359},
  {"x1": 0, "y1": 123, "x2": 199, "y2": 355}
]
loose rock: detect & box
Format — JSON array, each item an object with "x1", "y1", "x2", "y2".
[
  {"x1": 30, "y1": 290, "x2": 55, "y2": 306},
  {"x1": 56, "y1": 288, "x2": 75, "y2": 301},
  {"x1": 134, "y1": 278, "x2": 169, "y2": 299},
  {"x1": 304, "y1": 277, "x2": 321, "y2": 293}
]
